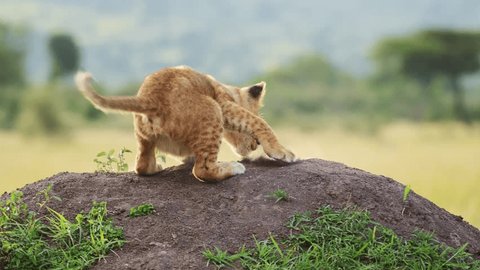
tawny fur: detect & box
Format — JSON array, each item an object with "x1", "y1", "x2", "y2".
[{"x1": 75, "y1": 66, "x2": 295, "y2": 182}]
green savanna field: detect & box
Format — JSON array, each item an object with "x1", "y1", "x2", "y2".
[{"x1": 1, "y1": 122, "x2": 479, "y2": 228}]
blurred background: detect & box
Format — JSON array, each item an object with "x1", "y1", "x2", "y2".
[{"x1": 0, "y1": 1, "x2": 479, "y2": 227}]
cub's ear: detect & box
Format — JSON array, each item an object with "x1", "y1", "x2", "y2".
[{"x1": 248, "y1": 81, "x2": 266, "y2": 99}]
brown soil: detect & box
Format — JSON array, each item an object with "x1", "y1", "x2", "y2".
[{"x1": 5, "y1": 158, "x2": 480, "y2": 269}]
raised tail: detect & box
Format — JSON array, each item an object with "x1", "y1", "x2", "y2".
[{"x1": 74, "y1": 71, "x2": 153, "y2": 114}]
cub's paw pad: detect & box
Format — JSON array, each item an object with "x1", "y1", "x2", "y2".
[
  {"x1": 282, "y1": 150, "x2": 297, "y2": 163},
  {"x1": 230, "y1": 162, "x2": 246, "y2": 175}
]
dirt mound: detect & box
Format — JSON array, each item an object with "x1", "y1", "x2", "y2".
[{"x1": 8, "y1": 158, "x2": 480, "y2": 269}]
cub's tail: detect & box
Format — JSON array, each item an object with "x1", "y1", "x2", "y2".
[{"x1": 74, "y1": 71, "x2": 153, "y2": 114}]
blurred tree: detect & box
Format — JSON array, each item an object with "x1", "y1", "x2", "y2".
[
  {"x1": 16, "y1": 85, "x2": 69, "y2": 137},
  {"x1": 0, "y1": 22, "x2": 27, "y2": 128},
  {"x1": 0, "y1": 23, "x2": 26, "y2": 86},
  {"x1": 254, "y1": 55, "x2": 373, "y2": 128},
  {"x1": 48, "y1": 33, "x2": 80, "y2": 81},
  {"x1": 373, "y1": 29, "x2": 480, "y2": 122}
]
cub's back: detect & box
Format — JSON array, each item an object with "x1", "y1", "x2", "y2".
[{"x1": 136, "y1": 66, "x2": 216, "y2": 101}]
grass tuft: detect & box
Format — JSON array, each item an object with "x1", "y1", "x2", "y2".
[
  {"x1": 403, "y1": 184, "x2": 412, "y2": 202},
  {"x1": 0, "y1": 187, "x2": 125, "y2": 270},
  {"x1": 402, "y1": 184, "x2": 412, "y2": 215},
  {"x1": 269, "y1": 189, "x2": 289, "y2": 203},
  {"x1": 203, "y1": 206, "x2": 480, "y2": 269},
  {"x1": 129, "y1": 203, "x2": 155, "y2": 217}
]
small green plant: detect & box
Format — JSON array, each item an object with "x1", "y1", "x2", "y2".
[
  {"x1": 269, "y1": 188, "x2": 289, "y2": 202},
  {"x1": 0, "y1": 187, "x2": 125, "y2": 270},
  {"x1": 35, "y1": 183, "x2": 61, "y2": 209},
  {"x1": 403, "y1": 184, "x2": 412, "y2": 202},
  {"x1": 94, "y1": 147, "x2": 132, "y2": 173},
  {"x1": 204, "y1": 206, "x2": 480, "y2": 269},
  {"x1": 129, "y1": 203, "x2": 155, "y2": 217},
  {"x1": 402, "y1": 184, "x2": 412, "y2": 215}
]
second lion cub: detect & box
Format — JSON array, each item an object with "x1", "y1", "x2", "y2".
[{"x1": 75, "y1": 66, "x2": 295, "y2": 181}]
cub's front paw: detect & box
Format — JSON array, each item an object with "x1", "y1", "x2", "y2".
[{"x1": 264, "y1": 145, "x2": 296, "y2": 163}]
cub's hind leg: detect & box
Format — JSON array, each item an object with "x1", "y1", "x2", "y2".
[
  {"x1": 190, "y1": 135, "x2": 246, "y2": 182},
  {"x1": 134, "y1": 134, "x2": 162, "y2": 175},
  {"x1": 187, "y1": 101, "x2": 245, "y2": 182}
]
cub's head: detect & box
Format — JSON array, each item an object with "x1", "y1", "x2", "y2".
[{"x1": 223, "y1": 82, "x2": 266, "y2": 157}]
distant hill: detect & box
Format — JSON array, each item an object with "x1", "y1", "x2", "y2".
[{"x1": 1, "y1": 0, "x2": 480, "y2": 87}]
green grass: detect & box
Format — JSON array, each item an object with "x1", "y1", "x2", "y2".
[
  {"x1": 203, "y1": 247, "x2": 249, "y2": 269},
  {"x1": 129, "y1": 203, "x2": 155, "y2": 217},
  {"x1": 403, "y1": 185, "x2": 412, "y2": 202},
  {"x1": 402, "y1": 185, "x2": 412, "y2": 215},
  {"x1": 0, "y1": 186, "x2": 125, "y2": 270},
  {"x1": 204, "y1": 206, "x2": 480, "y2": 269},
  {"x1": 269, "y1": 189, "x2": 289, "y2": 203}
]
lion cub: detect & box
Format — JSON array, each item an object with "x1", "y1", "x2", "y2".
[{"x1": 75, "y1": 66, "x2": 295, "y2": 181}]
